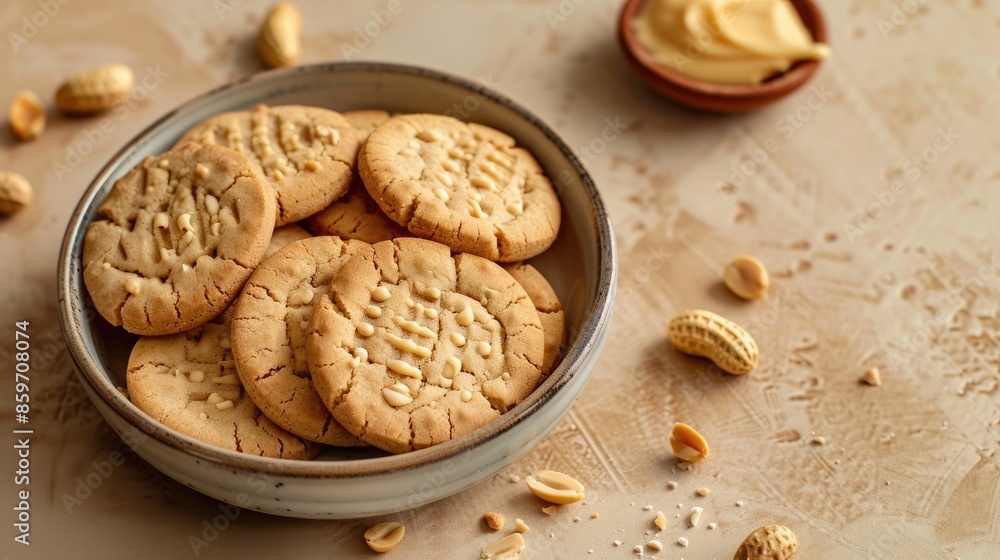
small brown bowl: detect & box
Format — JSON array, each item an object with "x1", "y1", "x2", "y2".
[{"x1": 618, "y1": 0, "x2": 828, "y2": 113}]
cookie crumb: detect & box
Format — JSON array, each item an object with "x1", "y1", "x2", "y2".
[
  {"x1": 614, "y1": 540, "x2": 623, "y2": 547},
  {"x1": 809, "y1": 436, "x2": 827, "y2": 445},
  {"x1": 695, "y1": 487, "x2": 710, "y2": 496},
  {"x1": 573, "y1": 516, "x2": 581, "y2": 522},
  {"x1": 666, "y1": 481, "x2": 678, "y2": 490},
  {"x1": 736, "y1": 500, "x2": 745, "y2": 507},
  {"x1": 677, "y1": 536, "x2": 689, "y2": 547},
  {"x1": 861, "y1": 367, "x2": 882, "y2": 386},
  {"x1": 633, "y1": 545, "x2": 643, "y2": 554},
  {"x1": 484, "y1": 512, "x2": 505, "y2": 531},
  {"x1": 542, "y1": 505, "x2": 557, "y2": 516},
  {"x1": 707, "y1": 522, "x2": 717, "y2": 530},
  {"x1": 591, "y1": 512, "x2": 600, "y2": 519},
  {"x1": 643, "y1": 504, "x2": 653, "y2": 511},
  {"x1": 509, "y1": 474, "x2": 520, "y2": 483},
  {"x1": 648, "y1": 539, "x2": 663, "y2": 551}
]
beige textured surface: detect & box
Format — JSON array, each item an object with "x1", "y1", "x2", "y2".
[{"x1": 1, "y1": 0, "x2": 999, "y2": 558}]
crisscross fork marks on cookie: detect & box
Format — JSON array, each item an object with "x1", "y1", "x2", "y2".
[{"x1": 306, "y1": 238, "x2": 545, "y2": 453}]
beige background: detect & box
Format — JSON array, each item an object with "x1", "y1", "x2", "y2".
[{"x1": 1, "y1": 0, "x2": 999, "y2": 558}]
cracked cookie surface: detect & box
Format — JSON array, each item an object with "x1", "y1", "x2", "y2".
[
  {"x1": 504, "y1": 263, "x2": 566, "y2": 374},
  {"x1": 306, "y1": 238, "x2": 545, "y2": 454},
  {"x1": 233, "y1": 236, "x2": 369, "y2": 446},
  {"x1": 176, "y1": 104, "x2": 360, "y2": 226},
  {"x1": 304, "y1": 176, "x2": 408, "y2": 244},
  {"x1": 266, "y1": 223, "x2": 312, "y2": 252},
  {"x1": 127, "y1": 307, "x2": 323, "y2": 459},
  {"x1": 83, "y1": 142, "x2": 275, "y2": 336},
  {"x1": 305, "y1": 110, "x2": 407, "y2": 243},
  {"x1": 359, "y1": 114, "x2": 561, "y2": 262}
]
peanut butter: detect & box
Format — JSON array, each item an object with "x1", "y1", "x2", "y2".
[{"x1": 634, "y1": 0, "x2": 830, "y2": 85}]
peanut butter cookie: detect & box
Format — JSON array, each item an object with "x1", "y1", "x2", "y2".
[
  {"x1": 303, "y1": 177, "x2": 408, "y2": 243},
  {"x1": 504, "y1": 263, "x2": 566, "y2": 374},
  {"x1": 266, "y1": 223, "x2": 312, "y2": 254},
  {"x1": 83, "y1": 142, "x2": 275, "y2": 336},
  {"x1": 176, "y1": 104, "x2": 360, "y2": 226},
  {"x1": 232, "y1": 236, "x2": 369, "y2": 446},
  {"x1": 306, "y1": 238, "x2": 545, "y2": 453},
  {"x1": 359, "y1": 114, "x2": 561, "y2": 262},
  {"x1": 127, "y1": 307, "x2": 323, "y2": 459},
  {"x1": 343, "y1": 109, "x2": 391, "y2": 135}
]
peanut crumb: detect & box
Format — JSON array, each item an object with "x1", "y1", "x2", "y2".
[
  {"x1": 590, "y1": 512, "x2": 600, "y2": 519},
  {"x1": 862, "y1": 367, "x2": 882, "y2": 386},
  {"x1": 483, "y1": 512, "x2": 505, "y2": 531},
  {"x1": 654, "y1": 511, "x2": 667, "y2": 531},
  {"x1": 515, "y1": 518, "x2": 529, "y2": 533},
  {"x1": 542, "y1": 505, "x2": 557, "y2": 516},
  {"x1": 666, "y1": 481, "x2": 678, "y2": 490},
  {"x1": 809, "y1": 436, "x2": 827, "y2": 445},
  {"x1": 696, "y1": 487, "x2": 710, "y2": 496},
  {"x1": 647, "y1": 540, "x2": 663, "y2": 551},
  {"x1": 678, "y1": 536, "x2": 689, "y2": 547}
]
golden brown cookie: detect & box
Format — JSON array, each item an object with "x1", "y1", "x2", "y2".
[
  {"x1": 342, "y1": 109, "x2": 391, "y2": 135},
  {"x1": 359, "y1": 114, "x2": 561, "y2": 262},
  {"x1": 304, "y1": 109, "x2": 406, "y2": 243},
  {"x1": 82, "y1": 142, "x2": 275, "y2": 336},
  {"x1": 176, "y1": 104, "x2": 360, "y2": 226},
  {"x1": 303, "y1": 177, "x2": 408, "y2": 244},
  {"x1": 232, "y1": 236, "x2": 369, "y2": 446},
  {"x1": 503, "y1": 263, "x2": 566, "y2": 374},
  {"x1": 266, "y1": 223, "x2": 312, "y2": 255},
  {"x1": 306, "y1": 238, "x2": 545, "y2": 453},
  {"x1": 127, "y1": 307, "x2": 323, "y2": 459}
]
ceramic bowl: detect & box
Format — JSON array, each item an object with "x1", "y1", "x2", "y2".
[
  {"x1": 57, "y1": 62, "x2": 616, "y2": 519},
  {"x1": 618, "y1": 0, "x2": 828, "y2": 113}
]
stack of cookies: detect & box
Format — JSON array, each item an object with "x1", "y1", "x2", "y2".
[{"x1": 83, "y1": 104, "x2": 567, "y2": 459}]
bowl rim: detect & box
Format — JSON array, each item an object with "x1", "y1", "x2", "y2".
[
  {"x1": 57, "y1": 61, "x2": 617, "y2": 478},
  {"x1": 617, "y1": 0, "x2": 828, "y2": 98}
]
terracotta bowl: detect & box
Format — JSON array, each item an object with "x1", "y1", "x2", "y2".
[
  {"x1": 58, "y1": 62, "x2": 617, "y2": 519},
  {"x1": 618, "y1": 0, "x2": 828, "y2": 113}
]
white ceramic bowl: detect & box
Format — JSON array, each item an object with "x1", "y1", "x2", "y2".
[{"x1": 58, "y1": 62, "x2": 616, "y2": 519}]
